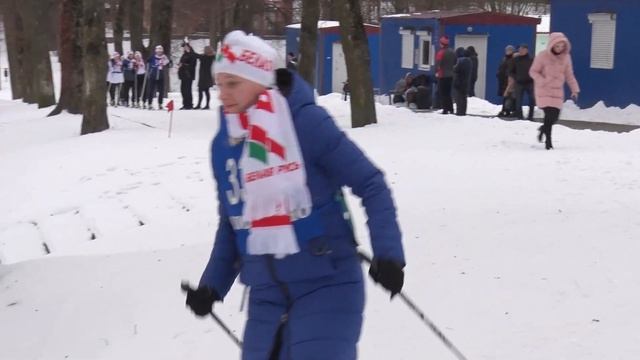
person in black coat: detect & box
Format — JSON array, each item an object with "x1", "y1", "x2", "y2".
[
  {"x1": 286, "y1": 52, "x2": 298, "y2": 71},
  {"x1": 510, "y1": 44, "x2": 535, "y2": 120},
  {"x1": 178, "y1": 43, "x2": 198, "y2": 109},
  {"x1": 466, "y1": 46, "x2": 478, "y2": 97},
  {"x1": 194, "y1": 45, "x2": 216, "y2": 109},
  {"x1": 453, "y1": 47, "x2": 472, "y2": 116},
  {"x1": 497, "y1": 45, "x2": 516, "y2": 117}
]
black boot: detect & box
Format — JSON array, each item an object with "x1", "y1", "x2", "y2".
[
  {"x1": 545, "y1": 139, "x2": 553, "y2": 150},
  {"x1": 527, "y1": 106, "x2": 535, "y2": 121},
  {"x1": 537, "y1": 126, "x2": 544, "y2": 143}
]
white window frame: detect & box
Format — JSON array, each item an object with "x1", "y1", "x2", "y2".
[
  {"x1": 399, "y1": 29, "x2": 414, "y2": 69},
  {"x1": 588, "y1": 13, "x2": 616, "y2": 69},
  {"x1": 416, "y1": 30, "x2": 433, "y2": 70}
]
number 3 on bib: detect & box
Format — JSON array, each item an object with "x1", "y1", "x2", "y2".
[{"x1": 225, "y1": 158, "x2": 244, "y2": 205}]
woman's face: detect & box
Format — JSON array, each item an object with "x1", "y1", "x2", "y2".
[
  {"x1": 553, "y1": 41, "x2": 567, "y2": 53},
  {"x1": 215, "y1": 73, "x2": 266, "y2": 113}
]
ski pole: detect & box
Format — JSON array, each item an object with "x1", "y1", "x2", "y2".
[
  {"x1": 180, "y1": 281, "x2": 243, "y2": 348},
  {"x1": 141, "y1": 64, "x2": 150, "y2": 107},
  {"x1": 358, "y1": 251, "x2": 469, "y2": 360}
]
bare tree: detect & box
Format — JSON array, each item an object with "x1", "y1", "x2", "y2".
[
  {"x1": 17, "y1": 0, "x2": 56, "y2": 107},
  {"x1": 298, "y1": 0, "x2": 320, "y2": 86},
  {"x1": 81, "y1": 0, "x2": 109, "y2": 135},
  {"x1": 209, "y1": 0, "x2": 234, "y2": 46},
  {"x1": 474, "y1": 0, "x2": 548, "y2": 15},
  {"x1": 393, "y1": 0, "x2": 410, "y2": 12},
  {"x1": 49, "y1": 0, "x2": 84, "y2": 116},
  {"x1": 336, "y1": 0, "x2": 377, "y2": 128},
  {"x1": 320, "y1": 0, "x2": 337, "y2": 19},
  {"x1": 128, "y1": 0, "x2": 146, "y2": 55},
  {"x1": 233, "y1": 0, "x2": 261, "y2": 33},
  {"x1": 2, "y1": 0, "x2": 26, "y2": 100},
  {"x1": 113, "y1": 0, "x2": 126, "y2": 55},
  {"x1": 149, "y1": 0, "x2": 174, "y2": 95}
]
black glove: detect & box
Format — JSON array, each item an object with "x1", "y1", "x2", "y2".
[
  {"x1": 185, "y1": 285, "x2": 220, "y2": 317},
  {"x1": 368, "y1": 258, "x2": 404, "y2": 298}
]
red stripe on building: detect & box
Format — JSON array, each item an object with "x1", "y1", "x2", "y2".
[{"x1": 252, "y1": 215, "x2": 291, "y2": 227}]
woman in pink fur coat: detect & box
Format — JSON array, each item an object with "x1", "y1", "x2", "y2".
[{"x1": 529, "y1": 32, "x2": 580, "y2": 150}]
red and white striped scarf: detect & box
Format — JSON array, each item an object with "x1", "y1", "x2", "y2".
[{"x1": 225, "y1": 89, "x2": 312, "y2": 258}]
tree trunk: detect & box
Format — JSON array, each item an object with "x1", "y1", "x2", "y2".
[
  {"x1": 81, "y1": 0, "x2": 109, "y2": 135},
  {"x1": 208, "y1": 0, "x2": 229, "y2": 46},
  {"x1": 17, "y1": 0, "x2": 56, "y2": 107},
  {"x1": 114, "y1": 0, "x2": 126, "y2": 55},
  {"x1": 2, "y1": 1, "x2": 26, "y2": 100},
  {"x1": 233, "y1": 0, "x2": 256, "y2": 33},
  {"x1": 149, "y1": 0, "x2": 173, "y2": 94},
  {"x1": 320, "y1": 0, "x2": 337, "y2": 19},
  {"x1": 49, "y1": 0, "x2": 84, "y2": 116},
  {"x1": 298, "y1": 0, "x2": 319, "y2": 86},
  {"x1": 336, "y1": 0, "x2": 377, "y2": 128},
  {"x1": 128, "y1": 0, "x2": 146, "y2": 56}
]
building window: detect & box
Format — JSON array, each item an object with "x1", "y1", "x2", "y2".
[
  {"x1": 399, "y1": 29, "x2": 414, "y2": 69},
  {"x1": 416, "y1": 31, "x2": 432, "y2": 70},
  {"x1": 588, "y1": 13, "x2": 616, "y2": 69}
]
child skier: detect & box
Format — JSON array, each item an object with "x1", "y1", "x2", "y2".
[{"x1": 184, "y1": 30, "x2": 405, "y2": 359}]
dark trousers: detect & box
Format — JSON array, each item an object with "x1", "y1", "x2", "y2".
[
  {"x1": 147, "y1": 77, "x2": 165, "y2": 106},
  {"x1": 541, "y1": 107, "x2": 560, "y2": 148},
  {"x1": 135, "y1": 74, "x2": 145, "y2": 103},
  {"x1": 120, "y1": 80, "x2": 134, "y2": 104},
  {"x1": 438, "y1": 77, "x2": 454, "y2": 113},
  {"x1": 108, "y1": 82, "x2": 121, "y2": 104},
  {"x1": 469, "y1": 80, "x2": 476, "y2": 97},
  {"x1": 197, "y1": 87, "x2": 210, "y2": 108},
  {"x1": 515, "y1": 82, "x2": 535, "y2": 119},
  {"x1": 500, "y1": 95, "x2": 516, "y2": 116},
  {"x1": 180, "y1": 79, "x2": 193, "y2": 108},
  {"x1": 454, "y1": 88, "x2": 468, "y2": 115}
]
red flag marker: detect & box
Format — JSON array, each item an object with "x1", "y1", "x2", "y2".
[{"x1": 167, "y1": 100, "x2": 175, "y2": 138}]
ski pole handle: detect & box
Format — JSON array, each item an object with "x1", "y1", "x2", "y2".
[
  {"x1": 358, "y1": 251, "x2": 469, "y2": 360},
  {"x1": 181, "y1": 281, "x2": 244, "y2": 348}
]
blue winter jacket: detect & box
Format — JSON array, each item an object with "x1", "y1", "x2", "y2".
[
  {"x1": 146, "y1": 55, "x2": 169, "y2": 80},
  {"x1": 199, "y1": 71, "x2": 404, "y2": 298}
]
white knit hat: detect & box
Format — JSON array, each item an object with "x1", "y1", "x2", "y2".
[{"x1": 214, "y1": 30, "x2": 276, "y2": 87}]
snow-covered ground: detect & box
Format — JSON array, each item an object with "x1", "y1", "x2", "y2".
[
  {"x1": 2, "y1": 76, "x2": 640, "y2": 359},
  {"x1": 2, "y1": 27, "x2": 640, "y2": 358}
]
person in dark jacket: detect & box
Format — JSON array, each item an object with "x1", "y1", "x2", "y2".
[
  {"x1": 497, "y1": 45, "x2": 516, "y2": 117},
  {"x1": 453, "y1": 47, "x2": 472, "y2": 116},
  {"x1": 286, "y1": 52, "x2": 298, "y2": 70},
  {"x1": 184, "y1": 30, "x2": 405, "y2": 360},
  {"x1": 194, "y1": 45, "x2": 216, "y2": 109},
  {"x1": 407, "y1": 73, "x2": 432, "y2": 110},
  {"x1": 178, "y1": 42, "x2": 198, "y2": 109},
  {"x1": 466, "y1": 46, "x2": 478, "y2": 97},
  {"x1": 146, "y1": 45, "x2": 171, "y2": 110},
  {"x1": 133, "y1": 51, "x2": 146, "y2": 108},
  {"x1": 120, "y1": 52, "x2": 136, "y2": 107},
  {"x1": 435, "y1": 35, "x2": 456, "y2": 114},
  {"x1": 392, "y1": 72, "x2": 411, "y2": 104},
  {"x1": 510, "y1": 43, "x2": 535, "y2": 120}
]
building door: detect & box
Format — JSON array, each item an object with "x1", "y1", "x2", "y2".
[
  {"x1": 332, "y1": 42, "x2": 348, "y2": 94},
  {"x1": 454, "y1": 35, "x2": 488, "y2": 99}
]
